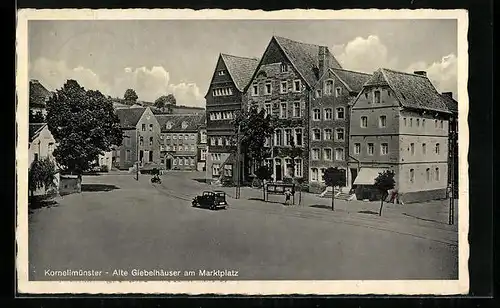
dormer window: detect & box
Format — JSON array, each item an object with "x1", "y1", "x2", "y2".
[
  {"x1": 181, "y1": 121, "x2": 188, "y2": 129},
  {"x1": 252, "y1": 84, "x2": 259, "y2": 96},
  {"x1": 325, "y1": 80, "x2": 333, "y2": 95},
  {"x1": 166, "y1": 121, "x2": 173, "y2": 129},
  {"x1": 374, "y1": 90, "x2": 381, "y2": 103},
  {"x1": 217, "y1": 70, "x2": 225, "y2": 76},
  {"x1": 280, "y1": 63, "x2": 288, "y2": 73},
  {"x1": 335, "y1": 87, "x2": 342, "y2": 97}
]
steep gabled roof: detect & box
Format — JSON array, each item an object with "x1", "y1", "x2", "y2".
[
  {"x1": 273, "y1": 36, "x2": 342, "y2": 88},
  {"x1": 363, "y1": 68, "x2": 451, "y2": 113},
  {"x1": 116, "y1": 107, "x2": 146, "y2": 129},
  {"x1": 329, "y1": 68, "x2": 371, "y2": 93},
  {"x1": 29, "y1": 123, "x2": 47, "y2": 142},
  {"x1": 441, "y1": 93, "x2": 458, "y2": 115},
  {"x1": 156, "y1": 113, "x2": 206, "y2": 132},
  {"x1": 220, "y1": 54, "x2": 260, "y2": 92},
  {"x1": 29, "y1": 80, "x2": 52, "y2": 108}
]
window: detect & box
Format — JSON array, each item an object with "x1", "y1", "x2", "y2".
[
  {"x1": 280, "y1": 102, "x2": 287, "y2": 118},
  {"x1": 212, "y1": 164, "x2": 220, "y2": 176},
  {"x1": 191, "y1": 145, "x2": 195, "y2": 151},
  {"x1": 190, "y1": 158, "x2": 195, "y2": 166},
  {"x1": 173, "y1": 158, "x2": 178, "y2": 166},
  {"x1": 178, "y1": 158, "x2": 183, "y2": 165},
  {"x1": 181, "y1": 122, "x2": 188, "y2": 129},
  {"x1": 184, "y1": 134, "x2": 189, "y2": 140},
  {"x1": 284, "y1": 158, "x2": 293, "y2": 177},
  {"x1": 265, "y1": 82, "x2": 272, "y2": 95},
  {"x1": 252, "y1": 84, "x2": 258, "y2": 96},
  {"x1": 403, "y1": 117, "x2": 407, "y2": 126},
  {"x1": 409, "y1": 118, "x2": 413, "y2": 127},
  {"x1": 336, "y1": 128, "x2": 345, "y2": 141},
  {"x1": 315, "y1": 89, "x2": 322, "y2": 98},
  {"x1": 435, "y1": 167, "x2": 440, "y2": 181},
  {"x1": 435, "y1": 119, "x2": 438, "y2": 128},
  {"x1": 311, "y1": 168, "x2": 319, "y2": 181},
  {"x1": 284, "y1": 129, "x2": 292, "y2": 146},
  {"x1": 335, "y1": 87, "x2": 342, "y2": 97},
  {"x1": 293, "y1": 102, "x2": 301, "y2": 117},
  {"x1": 217, "y1": 137, "x2": 223, "y2": 146},
  {"x1": 183, "y1": 158, "x2": 188, "y2": 166},
  {"x1": 409, "y1": 169, "x2": 415, "y2": 183},
  {"x1": 440, "y1": 120, "x2": 444, "y2": 129},
  {"x1": 336, "y1": 107, "x2": 345, "y2": 119},
  {"x1": 361, "y1": 116, "x2": 368, "y2": 128},
  {"x1": 179, "y1": 135, "x2": 183, "y2": 140},
  {"x1": 141, "y1": 124, "x2": 146, "y2": 131},
  {"x1": 426, "y1": 168, "x2": 431, "y2": 182},
  {"x1": 379, "y1": 115, "x2": 387, "y2": 128},
  {"x1": 149, "y1": 137, "x2": 153, "y2": 146},
  {"x1": 323, "y1": 148, "x2": 332, "y2": 161},
  {"x1": 173, "y1": 145, "x2": 177, "y2": 151},
  {"x1": 217, "y1": 70, "x2": 225, "y2": 76},
  {"x1": 293, "y1": 80, "x2": 301, "y2": 92},
  {"x1": 210, "y1": 137, "x2": 215, "y2": 146},
  {"x1": 312, "y1": 129, "x2": 321, "y2": 141},
  {"x1": 422, "y1": 119, "x2": 426, "y2": 127},
  {"x1": 324, "y1": 128, "x2": 332, "y2": 140},
  {"x1": 410, "y1": 143, "x2": 415, "y2": 155},
  {"x1": 166, "y1": 145, "x2": 171, "y2": 151},
  {"x1": 280, "y1": 63, "x2": 288, "y2": 72},
  {"x1": 325, "y1": 80, "x2": 333, "y2": 95},
  {"x1": 416, "y1": 119, "x2": 420, "y2": 127},
  {"x1": 313, "y1": 108, "x2": 321, "y2": 121},
  {"x1": 139, "y1": 136, "x2": 144, "y2": 146},
  {"x1": 225, "y1": 138, "x2": 231, "y2": 146},
  {"x1": 173, "y1": 134, "x2": 177, "y2": 140},
  {"x1": 264, "y1": 103, "x2": 272, "y2": 116},
  {"x1": 224, "y1": 164, "x2": 233, "y2": 177},
  {"x1": 294, "y1": 158, "x2": 302, "y2": 177},
  {"x1": 190, "y1": 134, "x2": 195, "y2": 140},
  {"x1": 381, "y1": 143, "x2": 388, "y2": 155},
  {"x1": 280, "y1": 81, "x2": 287, "y2": 93},
  {"x1": 374, "y1": 90, "x2": 381, "y2": 103},
  {"x1": 295, "y1": 128, "x2": 303, "y2": 146},
  {"x1": 48, "y1": 142, "x2": 54, "y2": 154},
  {"x1": 367, "y1": 143, "x2": 374, "y2": 155},
  {"x1": 148, "y1": 124, "x2": 153, "y2": 131},
  {"x1": 335, "y1": 148, "x2": 345, "y2": 161},
  {"x1": 200, "y1": 149, "x2": 207, "y2": 161},
  {"x1": 435, "y1": 143, "x2": 440, "y2": 154},
  {"x1": 125, "y1": 150, "x2": 130, "y2": 161},
  {"x1": 274, "y1": 129, "x2": 282, "y2": 146},
  {"x1": 422, "y1": 143, "x2": 427, "y2": 154},
  {"x1": 324, "y1": 108, "x2": 333, "y2": 120},
  {"x1": 354, "y1": 143, "x2": 361, "y2": 155},
  {"x1": 312, "y1": 148, "x2": 320, "y2": 160}
]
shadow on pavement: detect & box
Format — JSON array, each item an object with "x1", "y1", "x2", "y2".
[
  {"x1": 28, "y1": 196, "x2": 59, "y2": 213},
  {"x1": 310, "y1": 204, "x2": 334, "y2": 210},
  {"x1": 402, "y1": 213, "x2": 447, "y2": 225},
  {"x1": 192, "y1": 178, "x2": 208, "y2": 184},
  {"x1": 81, "y1": 184, "x2": 120, "y2": 192},
  {"x1": 358, "y1": 210, "x2": 379, "y2": 215}
]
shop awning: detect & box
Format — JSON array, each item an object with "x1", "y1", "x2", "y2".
[{"x1": 353, "y1": 168, "x2": 388, "y2": 185}]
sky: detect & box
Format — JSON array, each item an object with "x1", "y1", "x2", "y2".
[{"x1": 28, "y1": 19, "x2": 458, "y2": 107}]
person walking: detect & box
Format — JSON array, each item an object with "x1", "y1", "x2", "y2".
[{"x1": 284, "y1": 189, "x2": 292, "y2": 206}]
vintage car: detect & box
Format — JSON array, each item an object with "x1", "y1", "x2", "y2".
[{"x1": 192, "y1": 191, "x2": 228, "y2": 210}]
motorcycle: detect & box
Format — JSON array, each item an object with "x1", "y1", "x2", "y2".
[{"x1": 151, "y1": 175, "x2": 162, "y2": 184}]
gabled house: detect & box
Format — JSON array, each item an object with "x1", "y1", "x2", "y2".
[
  {"x1": 115, "y1": 107, "x2": 161, "y2": 170},
  {"x1": 349, "y1": 69, "x2": 453, "y2": 203},
  {"x1": 243, "y1": 36, "x2": 342, "y2": 184},
  {"x1": 156, "y1": 113, "x2": 206, "y2": 171},
  {"x1": 28, "y1": 123, "x2": 59, "y2": 195},
  {"x1": 29, "y1": 79, "x2": 53, "y2": 116},
  {"x1": 205, "y1": 53, "x2": 259, "y2": 184},
  {"x1": 310, "y1": 68, "x2": 371, "y2": 193}
]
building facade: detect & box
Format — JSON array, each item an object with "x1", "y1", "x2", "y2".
[
  {"x1": 157, "y1": 114, "x2": 206, "y2": 171},
  {"x1": 309, "y1": 68, "x2": 370, "y2": 193},
  {"x1": 243, "y1": 36, "x2": 342, "y2": 184},
  {"x1": 197, "y1": 124, "x2": 208, "y2": 172},
  {"x1": 29, "y1": 79, "x2": 52, "y2": 116},
  {"x1": 116, "y1": 107, "x2": 162, "y2": 170},
  {"x1": 205, "y1": 53, "x2": 259, "y2": 183},
  {"x1": 349, "y1": 69, "x2": 452, "y2": 203}
]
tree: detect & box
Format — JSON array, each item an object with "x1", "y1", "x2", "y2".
[
  {"x1": 46, "y1": 80, "x2": 123, "y2": 175},
  {"x1": 254, "y1": 165, "x2": 273, "y2": 200},
  {"x1": 29, "y1": 110, "x2": 45, "y2": 123},
  {"x1": 123, "y1": 88, "x2": 138, "y2": 104},
  {"x1": 233, "y1": 105, "x2": 275, "y2": 177},
  {"x1": 374, "y1": 170, "x2": 396, "y2": 216},
  {"x1": 323, "y1": 167, "x2": 347, "y2": 211},
  {"x1": 28, "y1": 157, "x2": 57, "y2": 198},
  {"x1": 154, "y1": 94, "x2": 177, "y2": 111}
]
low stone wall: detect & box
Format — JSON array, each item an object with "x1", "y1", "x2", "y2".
[{"x1": 399, "y1": 188, "x2": 447, "y2": 204}]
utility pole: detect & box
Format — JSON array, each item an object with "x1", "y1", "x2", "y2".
[{"x1": 235, "y1": 123, "x2": 241, "y2": 199}]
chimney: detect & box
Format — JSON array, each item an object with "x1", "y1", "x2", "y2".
[
  {"x1": 31, "y1": 79, "x2": 40, "y2": 84},
  {"x1": 442, "y1": 92, "x2": 453, "y2": 98},
  {"x1": 413, "y1": 71, "x2": 427, "y2": 77},
  {"x1": 318, "y1": 46, "x2": 329, "y2": 76}
]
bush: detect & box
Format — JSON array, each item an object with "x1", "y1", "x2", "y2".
[
  {"x1": 283, "y1": 177, "x2": 293, "y2": 184},
  {"x1": 100, "y1": 165, "x2": 109, "y2": 172}
]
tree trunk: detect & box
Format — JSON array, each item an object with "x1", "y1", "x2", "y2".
[
  {"x1": 331, "y1": 186, "x2": 335, "y2": 211},
  {"x1": 379, "y1": 193, "x2": 386, "y2": 216}
]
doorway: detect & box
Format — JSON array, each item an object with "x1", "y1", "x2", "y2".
[
  {"x1": 275, "y1": 158, "x2": 282, "y2": 181},
  {"x1": 166, "y1": 158, "x2": 172, "y2": 170},
  {"x1": 350, "y1": 168, "x2": 358, "y2": 187}
]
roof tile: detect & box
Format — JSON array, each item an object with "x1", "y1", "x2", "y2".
[{"x1": 221, "y1": 54, "x2": 260, "y2": 91}]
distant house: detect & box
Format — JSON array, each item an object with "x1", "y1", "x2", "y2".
[
  {"x1": 349, "y1": 69, "x2": 453, "y2": 203},
  {"x1": 156, "y1": 113, "x2": 206, "y2": 171},
  {"x1": 28, "y1": 123, "x2": 59, "y2": 195},
  {"x1": 441, "y1": 92, "x2": 459, "y2": 197},
  {"x1": 29, "y1": 80, "x2": 52, "y2": 116}
]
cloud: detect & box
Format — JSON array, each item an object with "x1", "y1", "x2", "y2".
[
  {"x1": 332, "y1": 35, "x2": 397, "y2": 74},
  {"x1": 405, "y1": 54, "x2": 458, "y2": 97},
  {"x1": 29, "y1": 58, "x2": 205, "y2": 107}
]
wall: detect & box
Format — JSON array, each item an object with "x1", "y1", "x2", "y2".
[
  {"x1": 118, "y1": 129, "x2": 138, "y2": 170},
  {"x1": 136, "y1": 108, "x2": 162, "y2": 165},
  {"x1": 28, "y1": 126, "x2": 56, "y2": 167},
  {"x1": 205, "y1": 152, "x2": 232, "y2": 182},
  {"x1": 59, "y1": 175, "x2": 81, "y2": 196},
  {"x1": 161, "y1": 130, "x2": 198, "y2": 171}
]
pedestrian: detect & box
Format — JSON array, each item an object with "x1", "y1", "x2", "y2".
[{"x1": 284, "y1": 189, "x2": 292, "y2": 206}]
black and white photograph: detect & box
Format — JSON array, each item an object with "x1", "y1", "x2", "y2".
[{"x1": 16, "y1": 9, "x2": 469, "y2": 295}]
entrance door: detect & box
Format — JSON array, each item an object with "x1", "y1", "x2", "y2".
[
  {"x1": 166, "y1": 158, "x2": 172, "y2": 170},
  {"x1": 275, "y1": 159, "x2": 282, "y2": 181},
  {"x1": 350, "y1": 168, "x2": 358, "y2": 187},
  {"x1": 149, "y1": 151, "x2": 153, "y2": 162}
]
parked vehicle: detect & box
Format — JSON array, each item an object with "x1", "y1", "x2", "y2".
[{"x1": 192, "y1": 191, "x2": 228, "y2": 210}]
